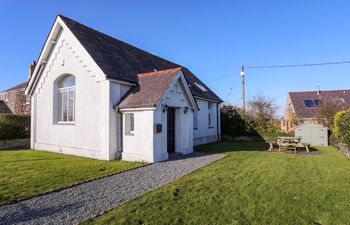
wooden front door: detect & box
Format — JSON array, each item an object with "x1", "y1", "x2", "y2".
[{"x1": 167, "y1": 108, "x2": 176, "y2": 154}]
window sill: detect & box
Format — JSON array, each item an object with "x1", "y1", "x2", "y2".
[
  {"x1": 208, "y1": 126, "x2": 215, "y2": 129},
  {"x1": 57, "y1": 122, "x2": 75, "y2": 125},
  {"x1": 125, "y1": 133, "x2": 135, "y2": 136},
  {"x1": 193, "y1": 128, "x2": 198, "y2": 130}
]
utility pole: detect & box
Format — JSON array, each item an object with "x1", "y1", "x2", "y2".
[{"x1": 240, "y1": 65, "x2": 246, "y2": 112}]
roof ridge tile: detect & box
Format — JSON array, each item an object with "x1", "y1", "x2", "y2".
[{"x1": 137, "y1": 67, "x2": 182, "y2": 77}]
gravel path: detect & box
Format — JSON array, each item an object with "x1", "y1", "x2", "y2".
[{"x1": 0, "y1": 152, "x2": 224, "y2": 225}]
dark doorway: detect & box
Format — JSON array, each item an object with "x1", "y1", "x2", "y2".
[{"x1": 167, "y1": 108, "x2": 176, "y2": 154}]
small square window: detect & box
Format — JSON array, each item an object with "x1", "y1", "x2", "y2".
[
  {"x1": 304, "y1": 99, "x2": 315, "y2": 108},
  {"x1": 25, "y1": 96, "x2": 30, "y2": 105},
  {"x1": 125, "y1": 113, "x2": 135, "y2": 135}
]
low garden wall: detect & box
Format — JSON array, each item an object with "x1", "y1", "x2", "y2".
[
  {"x1": 0, "y1": 138, "x2": 30, "y2": 149},
  {"x1": 338, "y1": 144, "x2": 350, "y2": 159}
]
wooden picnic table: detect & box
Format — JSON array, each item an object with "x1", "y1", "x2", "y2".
[{"x1": 276, "y1": 136, "x2": 310, "y2": 153}]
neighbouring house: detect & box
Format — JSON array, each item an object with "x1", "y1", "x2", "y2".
[
  {"x1": 25, "y1": 15, "x2": 222, "y2": 162},
  {"x1": 281, "y1": 89, "x2": 350, "y2": 132},
  {"x1": 0, "y1": 81, "x2": 31, "y2": 115}
]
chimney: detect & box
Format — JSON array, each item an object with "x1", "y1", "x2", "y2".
[
  {"x1": 317, "y1": 85, "x2": 321, "y2": 96},
  {"x1": 28, "y1": 60, "x2": 36, "y2": 80}
]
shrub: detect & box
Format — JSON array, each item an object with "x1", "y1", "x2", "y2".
[
  {"x1": 333, "y1": 110, "x2": 350, "y2": 148},
  {"x1": 0, "y1": 115, "x2": 30, "y2": 140},
  {"x1": 221, "y1": 105, "x2": 257, "y2": 137},
  {"x1": 259, "y1": 127, "x2": 292, "y2": 143}
]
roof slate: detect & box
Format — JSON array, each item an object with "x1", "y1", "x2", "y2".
[
  {"x1": 117, "y1": 68, "x2": 181, "y2": 109},
  {"x1": 289, "y1": 89, "x2": 350, "y2": 118},
  {"x1": 2, "y1": 81, "x2": 28, "y2": 92},
  {"x1": 59, "y1": 15, "x2": 222, "y2": 102}
]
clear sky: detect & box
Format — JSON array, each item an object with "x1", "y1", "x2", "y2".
[{"x1": 1, "y1": 0, "x2": 350, "y2": 116}]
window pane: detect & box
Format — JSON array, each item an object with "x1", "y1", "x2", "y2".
[
  {"x1": 304, "y1": 99, "x2": 315, "y2": 107},
  {"x1": 68, "y1": 89, "x2": 74, "y2": 121},
  {"x1": 72, "y1": 89, "x2": 75, "y2": 121},
  {"x1": 59, "y1": 75, "x2": 75, "y2": 88},
  {"x1": 63, "y1": 90, "x2": 68, "y2": 121},
  {"x1": 130, "y1": 114, "x2": 134, "y2": 132},
  {"x1": 125, "y1": 113, "x2": 134, "y2": 134},
  {"x1": 58, "y1": 91, "x2": 63, "y2": 121}
]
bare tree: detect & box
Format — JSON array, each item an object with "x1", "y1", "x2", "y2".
[{"x1": 248, "y1": 95, "x2": 279, "y2": 133}]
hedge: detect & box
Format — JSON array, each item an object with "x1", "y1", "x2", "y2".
[
  {"x1": 0, "y1": 114, "x2": 30, "y2": 140},
  {"x1": 333, "y1": 110, "x2": 350, "y2": 148},
  {"x1": 221, "y1": 105, "x2": 258, "y2": 137}
]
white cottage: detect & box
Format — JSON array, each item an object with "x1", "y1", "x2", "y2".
[{"x1": 25, "y1": 15, "x2": 222, "y2": 162}]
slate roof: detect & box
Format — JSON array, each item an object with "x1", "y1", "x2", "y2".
[
  {"x1": 117, "y1": 68, "x2": 181, "y2": 109},
  {"x1": 59, "y1": 15, "x2": 222, "y2": 102},
  {"x1": 0, "y1": 100, "x2": 12, "y2": 114},
  {"x1": 2, "y1": 81, "x2": 28, "y2": 92},
  {"x1": 289, "y1": 89, "x2": 350, "y2": 118}
]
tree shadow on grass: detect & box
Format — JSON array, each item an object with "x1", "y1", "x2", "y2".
[
  {"x1": 194, "y1": 141, "x2": 269, "y2": 154},
  {"x1": 268, "y1": 146, "x2": 326, "y2": 156}
]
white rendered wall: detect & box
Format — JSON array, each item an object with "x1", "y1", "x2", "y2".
[
  {"x1": 32, "y1": 28, "x2": 128, "y2": 160},
  {"x1": 121, "y1": 109, "x2": 154, "y2": 162},
  {"x1": 193, "y1": 99, "x2": 219, "y2": 146},
  {"x1": 153, "y1": 78, "x2": 193, "y2": 162},
  {"x1": 121, "y1": 77, "x2": 194, "y2": 163}
]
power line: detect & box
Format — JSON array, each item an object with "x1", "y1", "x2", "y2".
[{"x1": 246, "y1": 60, "x2": 350, "y2": 69}]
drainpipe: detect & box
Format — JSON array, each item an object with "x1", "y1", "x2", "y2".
[
  {"x1": 216, "y1": 102, "x2": 220, "y2": 142},
  {"x1": 113, "y1": 106, "x2": 123, "y2": 160}
]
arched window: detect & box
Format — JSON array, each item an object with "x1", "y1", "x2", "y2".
[{"x1": 57, "y1": 75, "x2": 75, "y2": 123}]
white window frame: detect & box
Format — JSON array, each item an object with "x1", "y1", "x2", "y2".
[
  {"x1": 25, "y1": 95, "x2": 30, "y2": 105},
  {"x1": 195, "y1": 82, "x2": 208, "y2": 92},
  {"x1": 125, "y1": 113, "x2": 135, "y2": 135},
  {"x1": 57, "y1": 82, "x2": 75, "y2": 124}
]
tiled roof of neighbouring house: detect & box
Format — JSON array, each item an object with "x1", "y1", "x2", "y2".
[
  {"x1": 0, "y1": 100, "x2": 12, "y2": 114},
  {"x1": 117, "y1": 68, "x2": 182, "y2": 109},
  {"x1": 2, "y1": 81, "x2": 28, "y2": 92},
  {"x1": 289, "y1": 89, "x2": 350, "y2": 118},
  {"x1": 59, "y1": 15, "x2": 222, "y2": 102}
]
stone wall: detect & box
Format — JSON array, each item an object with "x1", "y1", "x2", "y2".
[
  {"x1": 334, "y1": 143, "x2": 350, "y2": 159},
  {"x1": 0, "y1": 138, "x2": 30, "y2": 149},
  {"x1": 0, "y1": 88, "x2": 30, "y2": 115}
]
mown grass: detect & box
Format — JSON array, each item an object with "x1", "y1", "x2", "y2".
[
  {"x1": 82, "y1": 142, "x2": 350, "y2": 225},
  {"x1": 0, "y1": 150, "x2": 143, "y2": 205}
]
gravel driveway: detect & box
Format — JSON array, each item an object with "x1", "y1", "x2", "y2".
[{"x1": 0, "y1": 152, "x2": 224, "y2": 225}]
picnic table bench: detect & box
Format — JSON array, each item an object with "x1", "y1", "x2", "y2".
[{"x1": 274, "y1": 137, "x2": 310, "y2": 153}]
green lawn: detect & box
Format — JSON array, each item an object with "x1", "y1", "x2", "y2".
[
  {"x1": 0, "y1": 150, "x2": 143, "y2": 205},
  {"x1": 82, "y1": 142, "x2": 350, "y2": 225}
]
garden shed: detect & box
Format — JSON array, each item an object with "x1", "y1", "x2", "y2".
[{"x1": 295, "y1": 123, "x2": 328, "y2": 146}]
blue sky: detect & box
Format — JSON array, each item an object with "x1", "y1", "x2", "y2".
[{"x1": 1, "y1": 0, "x2": 350, "y2": 115}]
